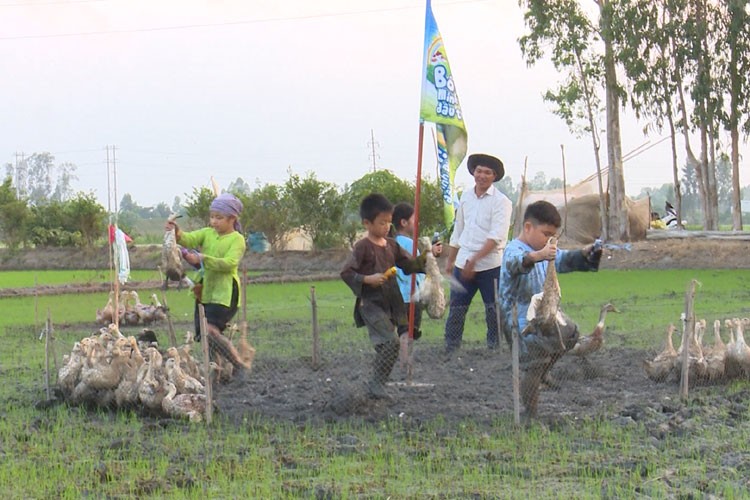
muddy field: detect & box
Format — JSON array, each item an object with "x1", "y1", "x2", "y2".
[
  {"x1": 215, "y1": 342, "x2": 748, "y2": 431},
  {"x1": 7, "y1": 237, "x2": 750, "y2": 431}
]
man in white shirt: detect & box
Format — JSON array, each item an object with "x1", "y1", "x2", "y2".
[{"x1": 444, "y1": 153, "x2": 512, "y2": 354}]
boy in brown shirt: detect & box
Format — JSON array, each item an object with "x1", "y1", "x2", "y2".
[{"x1": 341, "y1": 193, "x2": 426, "y2": 399}]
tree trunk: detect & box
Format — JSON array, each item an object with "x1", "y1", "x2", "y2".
[
  {"x1": 695, "y1": 0, "x2": 718, "y2": 230},
  {"x1": 661, "y1": 60, "x2": 683, "y2": 230},
  {"x1": 729, "y1": 10, "x2": 743, "y2": 230},
  {"x1": 575, "y1": 50, "x2": 608, "y2": 241},
  {"x1": 600, "y1": 1, "x2": 628, "y2": 241}
]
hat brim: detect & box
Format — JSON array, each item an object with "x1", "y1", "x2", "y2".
[{"x1": 467, "y1": 153, "x2": 504, "y2": 180}]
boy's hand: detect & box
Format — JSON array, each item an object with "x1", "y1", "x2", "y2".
[
  {"x1": 584, "y1": 240, "x2": 603, "y2": 265},
  {"x1": 365, "y1": 273, "x2": 388, "y2": 287},
  {"x1": 535, "y1": 239, "x2": 557, "y2": 262}
]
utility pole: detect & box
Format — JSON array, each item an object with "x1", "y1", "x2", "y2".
[{"x1": 367, "y1": 129, "x2": 380, "y2": 172}]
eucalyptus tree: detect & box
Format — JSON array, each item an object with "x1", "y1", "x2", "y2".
[
  {"x1": 689, "y1": 0, "x2": 722, "y2": 229},
  {"x1": 611, "y1": 0, "x2": 685, "y2": 229},
  {"x1": 518, "y1": 0, "x2": 628, "y2": 240},
  {"x1": 715, "y1": 0, "x2": 750, "y2": 230}
]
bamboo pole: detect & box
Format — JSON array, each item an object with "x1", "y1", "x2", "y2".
[
  {"x1": 403, "y1": 121, "x2": 426, "y2": 382},
  {"x1": 310, "y1": 286, "x2": 320, "y2": 369},
  {"x1": 199, "y1": 304, "x2": 213, "y2": 425}
]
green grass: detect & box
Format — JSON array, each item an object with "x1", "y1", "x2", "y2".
[
  {"x1": 0, "y1": 269, "x2": 162, "y2": 288},
  {"x1": 2, "y1": 269, "x2": 750, "y2": 496}
]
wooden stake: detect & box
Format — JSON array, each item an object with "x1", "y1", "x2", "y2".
[
  {"x1": 560, "y1": 144, "x2": 569, "y2": 238},
  {"x1": 310, "y1": 286, "x2": 320, "y2": 369},
  {"x1": 679, "y1": 279, "x2": 699, "y2": 400},
  {"x1": 44, "y1": 309, "x2": 51, "y2": 401},
  {"x1": 199, "y1": 304, "x2": 213, "y2": 425},
  {"x1": 157, "y1": 266, "x2": 178, "y2": 348},
  {"x1": 511, "y1": 305, "x2": 520, "y2": 426},
  {"x1": 241, "y1": 266, "x2": 248, "y2": 343}
]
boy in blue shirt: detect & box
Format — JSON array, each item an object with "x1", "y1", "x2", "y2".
[{"x1": 499, "y1": 200, "x2": 602, "y2": 416}]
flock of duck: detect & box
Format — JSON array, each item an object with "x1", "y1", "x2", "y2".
[
  {"x1": 643, "y1": 317, "x2": 750, "y2": 384},
  {"x1": 58, "y1": 324, "x2": 219, "y2": 422},
  {"x1": 95, "y1": 290, "x2": 168, "y2": 326}
]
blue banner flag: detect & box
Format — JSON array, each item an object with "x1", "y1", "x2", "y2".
[{"x1": 419, "y1": 0, "x2": 468, "y2": 228}]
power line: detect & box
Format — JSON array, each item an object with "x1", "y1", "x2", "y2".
[
  {"x1": 0, "y1": 0, "x2": 490, "y2": 40},
  {"x1": 0, "y1": 0, "x2": 107, "y2": 7}
]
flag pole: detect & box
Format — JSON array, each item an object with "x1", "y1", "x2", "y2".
[{"x1": 405, "y1": 121, "x2": 425, "y2": 381}]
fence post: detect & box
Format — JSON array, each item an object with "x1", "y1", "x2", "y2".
[
  {"x1": 511, "y1": 305, "x2": 520, "y2": 426},
  {"x1": 44, "y1": 309, "x2": 51, "y2": 401},
  {"x1": 679, "y1": 279, "x2": 699, "y2": 401},
  {"x1": 311, "y1": 286, "x2": 320, "y2": 369},
  {"x1": 199, "y1": 304, "x2": 213, "y2": 425},
  {"x1": 157, "y1": 266, "x2": 178, "y2": 348}
]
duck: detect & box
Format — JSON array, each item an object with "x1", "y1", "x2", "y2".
[
  {"x1": 165, "y1": 357, "x2": 204, "y2": 394},
  {"x1": 78, "y1": 340, "x2": 128, "y2": 391},
  {"x1": 175, "y1": 332, "x2": 201, "y2": 380},
  {"x1": 138, "y1": 347, "x2": 168, "y2": 413},
  {"x1": 130, "y1": 292, "x2": 167, "y2": 325},
  {"x1": 704, "y1": 319, "x2": 727, "y2": 381},
  {"x1": 161, "y1": 382, "x2": 208, "y2": 423},
  {"x1": 570, "y1": 303, "x2": 619, "y2": 358},
  {"x1": 58, "y1": 341, "x2": 87, "y2": 397},
  {"x1": 95, "y1": 291, "x2": 116, "y2": 325},
  {"x1": 725, "y1": 318, "x2": 750, "y2": 380},
  {"x1": 113, "y1": 336, "x2": 145, "y2": 408},
  {"x1": 119, "y1": 291, "x2": 141, "y2": 326},
  {"x1": 643, "y1": 324, "x2": 678, "y2": 382},
  {"x1": 673, "y1": 319, "x2": 708, "y2": 383}
]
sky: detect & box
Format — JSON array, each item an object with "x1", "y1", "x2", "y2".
[{"x1": 1, "y1": 0, "x2": 747, "y2": 209}]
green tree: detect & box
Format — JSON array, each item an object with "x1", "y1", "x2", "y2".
[
  {"x1": 344, "y1": 170, "x2": 413, "y2": 212},
  {"x1": 64, "y1": 192, "x2": 107, "y2": 247},
  {"x1": 236, "y1": 183, "x2": 292, "y2": 250},
  {"x1": 0, "y1": 177, "x2": 30, "y2": 249},
  {"x1": 29, "y1": 201, "x2": 78, "y2": 247},
  {"x1": 183, "y1": 187, "x2": 214, "y2": 228},
  {"x1": 285, "y1": 171, "x2": 345, "y2": 250}
]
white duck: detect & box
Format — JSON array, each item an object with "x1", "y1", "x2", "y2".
[{"x1": 725, "y1": 318, "x2": 750, "y2": 380}]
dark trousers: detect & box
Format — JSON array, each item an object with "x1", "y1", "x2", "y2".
[{"x1": 444, "y1": 265, "x2": 500, "y2": 351}]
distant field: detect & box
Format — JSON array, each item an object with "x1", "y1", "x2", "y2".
[{"x1": 0, "y1": 269, "x2": 162, "y2": 288}]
